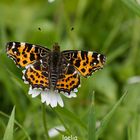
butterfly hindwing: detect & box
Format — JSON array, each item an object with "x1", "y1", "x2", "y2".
[
  {"x1": 56, "y1": 64, "x2": 80, "y2": 94},
  {"x1": 62, "y1": 50, "x2": 106, "y2": 77},
  {"x1": 23, "y1": 61, "x2": 49, "y2": 89},
  {"x1": 6, "y1": 42, "x2": 50, "y2": 68}
]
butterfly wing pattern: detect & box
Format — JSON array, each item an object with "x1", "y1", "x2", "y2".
[
  {"x1": 22, "y1": 61, "x2": 49, "y2": 89},
  {"x1": 6, "y1": 42, "x2": 106, "y2": 96},
  {"x1": 6, "y1": 42, "x2": 50, "y2": 90},
  {"x1": 56, "y1": 64, "x2": 80, "y2": 94},
  {"x1": 62, "y1": 50, "x2": 106, "y2": 77},
  {"x1": 6, "y1": 42, "x2": 50, "y2": 68}
]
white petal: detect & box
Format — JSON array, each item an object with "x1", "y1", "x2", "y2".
[
  {"x1": 74, "y1": 88, "x2": 78, "y2": 92},
  {"x1": 48, "y1": 0, "x2": 55, "y2": 3},
  {"x1": 28, "y1": 88, "x2": 33, "y2": 95},
  {"x1": 28, "y1": 88, "x2": 41, "y2": 98},
  {"x1": 70, "y1": 92, "x2": 77, "y2": 98},
  {"x1": 49, "y1": 91, "x2": 57, "y2": 107},
  {"x1": 41, "y1": 92, "x2": 47, "y2": 103},
  {"x1": 32, "y1": 92, "x2": 40, "y2": 98},
  {"x1": 48, "y1": 125, "x2": 65, "y2": 138},
  {"x1": 40, "y1": 90, "x2": 64, "y2": 108},
  {"x1": 28, "y1": 87, "x2": 64, "y2": 107},
  {"x1": 127, "y1": 76, "x2": 140, "y2": 84},
  {"x1": 24, "y1": 81, "x2": 29, "y2": 84},
  {"x1": 56, "y1": 93, "x2": 64, "y2": 107},
  {"x1": 62, "y1": 92, "x2": 77, "y2": 98},
  {"x1": 45, "y1": 91, "x2": 51, "y2": 106}
]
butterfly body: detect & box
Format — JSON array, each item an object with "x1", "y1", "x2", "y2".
[
  {"x1": 6, "y1": 42, "x2": 106, "y2": 94},
  {"x1": 48, "y1": 43, "x2": 62, "y2": 90}
]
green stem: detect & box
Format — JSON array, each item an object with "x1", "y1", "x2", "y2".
[{"x1": 42, "y1": 104, "x2": 50, "y2": 140}]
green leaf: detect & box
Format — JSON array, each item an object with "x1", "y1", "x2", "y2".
[
  {"x1": 96, "y1": 91, "x2": 127, "y2": 138},
  {"x1": 88, "y1": 93, "x2": 96, "y2": 140},
  {"x1": 3, "y1": 106, "x2": 15, "y2": 140}
]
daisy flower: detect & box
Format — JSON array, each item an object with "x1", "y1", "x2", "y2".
[{"x1": 28, "y1": 86, "x2": 77, "y2": 108}]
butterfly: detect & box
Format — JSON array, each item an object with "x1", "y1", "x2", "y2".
[{"x1": 6, "y1": 42, "x2": 106, "y2": 95}]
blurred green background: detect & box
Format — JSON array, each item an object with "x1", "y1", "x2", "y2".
[{"x1": 0, "y1": 0, "x2": 140, "y2": 140}]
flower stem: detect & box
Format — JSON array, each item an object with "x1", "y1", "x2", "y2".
[{"x1": 42, "y1": 104, "x2": 50, "y2": 140}]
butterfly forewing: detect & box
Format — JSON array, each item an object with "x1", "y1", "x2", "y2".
[
  {"x1": 6, "y1": 42, "x2": 50, "y2": 68},
  {"x1": 62, "y1": 50, "x2": 106, "y2": 77}
]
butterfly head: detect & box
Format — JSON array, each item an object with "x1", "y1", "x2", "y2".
[{"x1": 53, "y1": 43, "x2": 60, "y2": 52}]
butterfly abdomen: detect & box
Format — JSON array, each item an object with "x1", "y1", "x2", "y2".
[{"x1": 49, "y1": 51, "x2": 61, "y2": 89}]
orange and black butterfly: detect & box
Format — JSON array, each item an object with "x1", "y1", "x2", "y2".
[{"x1": 6, "y1": 42, "x2": 106, "y2": 94}]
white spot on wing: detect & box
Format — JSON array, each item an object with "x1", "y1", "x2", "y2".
[
  {"x1": 25, "y1": 64, "x2": 33, "y2": 69},
  {"x1": 97, "y1": 54, "x2": 100, "y2": 61},
  {"x1": 78, "y1": 84, "x2": 81, "y2": 88},
  {"x1": 11, "y1": 42, "x2": 15, "y2": 49},
  {"x1": 88, "y1": 52, "x2": 93, "y2": 56},
  {"x1": 73, "y1": 71, "x2": 78, "y2": 75},
  {"x1": 24, "y1": 80, "x2": 29, "y2": 84},
  {"x1": 22, "y1": 69, "x2": 26, "y2": 74},
  {"x1": 32, "y1": 45, "x2": 35, "y2": 48},
  {"x1": 40, "y1": 59, "x2": 43, "y2": 64},
  {"x1": 21, "y1": 42, "x2": 25, "y2": 46}
]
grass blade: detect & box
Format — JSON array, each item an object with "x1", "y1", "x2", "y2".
[
  {"x1": 96, "y1": 91, "x2": 127, "y2": 139},
  {"x1": 55, "y1": 106, "x2": 87, "y2": 130},
  {"x1": 121, "y1": 0, "x2": 140, "y2": 16},
  {"x1": 51, "y1": 107, "x2": 72, "y2": 135},
  {"x1": 3, "y1": 106, "x2": 15, "y2": 140},
  {"x1": 0, "y1": 111, "x2": 31, "y2": 140},
  {"x1": 107, "y1": 44, "x2": 129, "y2": 64},
  {"x1": 88, "y1": 93, "x2": 96, "y2": 140},
  {"x1": 128, "y1": 114, "x2": 140, "y2": 140}
]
